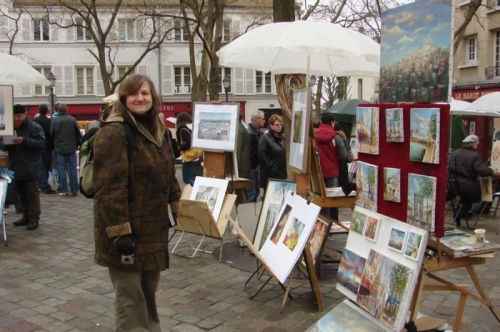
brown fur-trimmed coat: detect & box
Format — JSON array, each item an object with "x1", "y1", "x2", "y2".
[{"x1": 93, "y1": 103, "x2": 181, "y2": 271}]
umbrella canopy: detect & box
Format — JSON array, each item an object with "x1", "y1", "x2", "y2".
[
  {"x1": 0, "y1": 53, "x2": 51, "y2": 86},
  {"x1": 449, "y1": 98, "x2": 471, "y2": 111},
  {"x1": 217, "y1": 21, "x2": 380, "y2": 77},
  {"x1": 466, "y1": 92, "x2": 500, "y2": 112}
]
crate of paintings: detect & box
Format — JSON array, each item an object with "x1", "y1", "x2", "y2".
[{"x1": 336, "y1": 206, "x2": 428, "y2": 332}]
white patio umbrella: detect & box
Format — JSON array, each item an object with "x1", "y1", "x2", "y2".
[
  {"x1": 217, "y1": 21, "x2": 380, "y2": 77},
  {"x1": 103, "y1": 93, "x2": 118, "y2": 104},
  {"x1": 467, "y1": 92, "x2": 500, "y2": 112},
  {"x1": 0, "y1": 53, "x2": 51, "y2": 86}
]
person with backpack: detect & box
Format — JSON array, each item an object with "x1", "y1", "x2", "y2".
[{"x1": 92, "y1": 74, "x2": 181, "y2": 331}]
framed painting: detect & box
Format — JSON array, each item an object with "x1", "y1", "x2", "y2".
[
  {"x1": 404, "y1": 231, "x2": 424, "y2": 261},
  {"x1": 383, "y1": 167, "x2": 401, "y2": 203},
  {"x1": 481, "y1": 177, "x2": 493, "y2": 202},
  {"x1": 363, "y1": 215, "x2": 380, "y2": 242},
  {"x1": 307, "y1": 215, "x2": 331, "y2": 266},
  {"x1": 350, "y1": 208, "x2": 367, "y2": 235},
  {"x1": 386, "y1": 108, "x2": 404, "y2": 142},
  {"x1": 388, "y1": 227, "x2": 406, "y2": 253},
  {"x1": 409, "y1": 108, "x2": 440, "y2": 164},
  {"x1": 491, "y1": 140, "x2": 500, "y2": 172},
  {"x1": 407, "y1": 173, "x2": 437, "y2": 232},
  {"x1": 356, "y1": 107, "x2": 379, "y2": 155},
  {"x1": 289, "y1": 88, "x2": 311, "y2": 173},
  {"x1": 253, "y1": 180, "x2": 296, "y2": 251},
  {"x1": 356, "y1": 161, "x2": 378, "y2": 211},
  {"x1": 192, "y1": 103, "x2": 239, "y2": 152},
  {"x1": 189, "y1": 177, "x2": 229, "y2": 222},
  {"x1": 0, "y1": 86, "x2": 14, "y2": 136}
]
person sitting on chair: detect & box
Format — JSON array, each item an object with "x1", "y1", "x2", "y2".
[{"x1": 448, "y1": 135, "x2": 497, "y2": 226}]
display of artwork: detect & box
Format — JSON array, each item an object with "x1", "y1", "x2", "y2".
[
  {"x1": 409, "y1": 108, "x2": 440, "y2": 164},
  {"x1": 0, "y1": 86, "x2": 14, "y2": 136},
  {"x1": 404, "y1": 231, "x2": 423, "y2": 261},
  {"x1": 383, "y1": 168, "x2": 401, "y2": 203},
  {"x1": 253, "y1": 180, "x2": 296, "y2": 251},
  {"x1": 260, "y1": 193, "x2": 321, "y2": 284},
  {"x1": 491, "y1": 140, "x2": 500, "y2": 172},
  {"x1": 290, "y1": 88, "x2": 311, "y2": 172},
  {"x1": 388, "y1": 228, "x2": 406, "y2": 253},
  {"x1": 363, "y1": 216, "x2": 380, "y2": 242},
  {"x1": 357, "y1": 249, "x2": 413, "y2": 330},
  {"x1": 436, "y1": 230, "x2": 500, "y2": 258},
  {"x1": 407, "y1": 173, "x2": 437, "y2": 232},
  {"x1": 190, "y1": 177, "x2": 229, "y2": 222},
  {"x1": 356, "y1": 107, "x2": 379, "y2": 155},
  {"x1": 481, "y1": 177, "x2": 493, "y2": 202},
  {"x1": 379, "y1": 0, "x2": 452, "y2": 103},
  {"x1": 308, "y1": 216, "x2": 331, "y2": 265},
  {"x1": 350, "y1": 209, "x2": 367, "y2": 235},
  {"x1": 337, "y1": 249, "x2": 366, "y2": 296},
  {"x1": 386, "y1": 108, "x2": 404, "y2": 142},
  {"x1": 356, "y1": 161, "x2": 378, "y2": 211},
  {"x1": 192, "y1": 103, "x2": 238, "y2": 151}
]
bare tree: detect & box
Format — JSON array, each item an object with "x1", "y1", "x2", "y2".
[{"x1": 0, "y1": 5, "x2": 25, "y2": 55}]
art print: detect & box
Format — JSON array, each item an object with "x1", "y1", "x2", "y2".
[
  {"x1": 407, "y1": 173, "x2": 437, "y2": 232},
  {"x1": 404, "y1": 231, "x2": 423, "y2": 261},
  {"x1": 357, "y1": 250, "x2": 412, "y2": 330},
  {"x1": 409, "y1": 108, "x2": 440, "y2": 164},
  {"x1": 388, "y1": 227, "x2": 406, "y2": 253},
  {"x1": 356, "y1": 107, "x2": 379, "y2": 155},
  {"x1": 190, "y1": 177, "x2": 229, "y2": 222},
  {"x1": 0, "y1": 86, "x2": 14, "y2": 136},
  {"x1": 350, "y1": 208, "x2": 367, "y2": 235},
  {"x1": 491, "y1": 140, "x2": 500, "y2": 172},
  {"x1": 337, "y1": 249, "x2": 367, "y2": 297},
  {"x1": 270, "y1": 204, "x2": 292, "y2": 245},
  {"x1": 363, "y1": 216, "x2": 380, "y2": 242},
  {"x1": 383, "y1": 168, "x2": 401, "y2": 203},
  {"x1": 356, "y1": 161, "x2": 378, "y2": 211},
  {"x1": 481, "y1": 177, "x2": 493, "y2": 202},
  {"x1": 192, "y1": 103, "x2": 238, "y2": 151},
  {"x1": 379, "y1": 0, "x2": 452, "y2": 103},
  {"x1": 290, "y1": 88, "x2": 311, "y2": 173},
  {"x1": 283, "y1": 217, "x2": 305, "y2": 251},
  {"x1": 308, "y1": 216, "x2": 330, "y2": 265},
  {"x1": 386, "y1": 108, "x2": 404, "y2": 142},
  {"x1": 253, "y1": 180, "x2": 296, "y2": 251}
]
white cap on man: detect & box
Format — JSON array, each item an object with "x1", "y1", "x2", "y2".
[{"x1": 462, "y1": 135, "x2": 479, "y2": 144}]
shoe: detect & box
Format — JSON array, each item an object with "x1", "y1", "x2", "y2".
[
  {"x1": 59, "y1": 193, "x2": 68, "y2": 196},
  {"x1": 42, "y1": 189, "x2": 56, "y2": 194},
  {"x1": 69, "y1": 192, "x2": 77, "y2": 196},
  {"x1": 13, "y1": 219, "x2": 29, "y2": 227},
  {"x1": 27, "y1": 220, "x2": 38, "y2": 230}
]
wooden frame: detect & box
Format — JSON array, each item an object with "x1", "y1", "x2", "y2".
[
  {"x1": 192, "y1": 103, "x2": 239, "y2": 152},
  {"x1": 0, "y1": 85, "x2": 14, "y2": 136}
]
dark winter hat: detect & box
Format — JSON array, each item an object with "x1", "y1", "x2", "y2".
[{"x1": 13, "y1": 104, "x2": 26, "y2": 114}]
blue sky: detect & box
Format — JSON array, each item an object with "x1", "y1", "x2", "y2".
[{"x1": 380, "y1": 0, "x2": 452, "y2": 67}]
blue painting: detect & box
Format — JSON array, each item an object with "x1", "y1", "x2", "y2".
[{"x1": 409, "y1": 108, "x2": 440, "y2": 164}]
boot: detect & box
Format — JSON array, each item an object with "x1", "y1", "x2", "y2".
[
  {"x1": 13, "y1": 218, "x2": 28, "y2": 227},
  {"x1": 27, "y1": 220, "x2": 38, "y2": 230}
]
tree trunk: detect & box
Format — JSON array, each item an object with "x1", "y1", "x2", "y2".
[{"x1": 273, "y1": 0, "x2": 295, "y2": 22}]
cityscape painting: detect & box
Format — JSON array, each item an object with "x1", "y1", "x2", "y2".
[
  {"x1": 190, "y1": 177, "x2": 229, "y2": 222},
  {"x1": 379, "y1": 0, "x2": 452, "y2": 103},
  {"x1": 404, "y1": 231, "x2": 424, "y2": 261},
  {"x1": 356, "y1": 107, "x2": 380, "y2": 155},
  {"x1": 386, "y1": 108, "x2": 404, "y2": 142},
  {"x1": 383, "y1": 168, "x2": 401, "y2": 203},
  {"x1": 407, "y1": 173, "x2": 437, "y2": 232},
  {"x1": 356, "y1": 161, "x2": 378, "y2": 211},
  {"x1": 192, "y1": 103, "x2": 238, "y2": 151},
  {"x1": 409, "y1": 108, "x2": 440, "y2": 164}
]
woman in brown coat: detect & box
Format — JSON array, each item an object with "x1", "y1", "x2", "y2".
[{"x1": 92, "y1": 74, "x2": 181, "y2": 331}]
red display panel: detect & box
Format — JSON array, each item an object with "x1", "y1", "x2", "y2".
[{"x1": 357, "y1": 103, "x2": 450, "y2": 238}]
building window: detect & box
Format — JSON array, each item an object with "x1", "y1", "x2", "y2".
[
  {"x1": 33, "y1": 17, "x2": 49, "y2": 41},
  {"x1": 117, "y1": 66, "x2": 136, "y2": 80},
  {"x1": 219, "y1": 67, "x2": 232, "y2": 93},
  {"x1": 174, "y1": 66, "x2": 191, "y2": 94},
  {"x1": 118, "y1": 19, "x2": 135, "y2": 41},
  {"x1": 358, "y1": 78, "x2": 363, "y2": 99},
  {"x1": 223, "y1": 20, "x2": 231, "y2": 42},
  {"x1": 256, "y1": 71, "x2": 271, "y2": 94},
  {"x1": 75, "y1": 18, "x2": 91, "y2": 41},
  {"x1": 76, "y1": 67, "x2": 94, "y2": 95},
  {"x1": 34, "y1": 67, "x2": 52, "y2": 96},
  {"x1": 467, "y1": 37, "x2": 477, "y2": 63},
  {"x1": 174, "y1": 20, "x2": 188, "y2": 42}
]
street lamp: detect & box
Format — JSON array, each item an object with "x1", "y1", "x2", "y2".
[
  {"x1": 309, "y1": 75, "x2": 317, "y2": 87},
  {"x1": 223, "y1": 76, "x2": 231, "y2": 102},
  {"x1": 47, "y1": 72, "x2": 57, "y2": 113}
]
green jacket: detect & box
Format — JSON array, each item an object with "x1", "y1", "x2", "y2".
[{"x1": 93, "y1": 102, "x2": 181, "y2": 271}]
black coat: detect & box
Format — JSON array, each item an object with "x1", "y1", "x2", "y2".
[
  {"x1": 50, "y1": 112, "x2": 82, "y2": 154},
  {"x1": 258, "y1": 130, "x2": 286, "y2": 188},
  {"x1": 33, "y1": 114, "x2": 53, "y2": 150},
  {"x1": 448, "y1": 147, "x2": 493, "y2": 202},
  {"x1": 247, "y1": 122, "x2": 262, "y2": 169}
]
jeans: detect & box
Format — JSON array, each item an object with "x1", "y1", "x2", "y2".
[
  {"x1": 322, "y1": 177, "x2": 339, "y2": 221},
  {"x1": 246, "y1": 167, "x2": 260, "y2": 202},
  {"x1": 57, "y1": 152, "x2": 78, "y2": 194},
  {"x1": 38, "y1": 150, "x2": 53, "y2": 191},
  {"x1": 182, "y1": 161, "x2": 196, "y2": 186}
]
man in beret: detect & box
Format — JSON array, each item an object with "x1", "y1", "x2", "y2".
[{"x1": 0, "y1": 104, "x2": 45, "y2": 230}]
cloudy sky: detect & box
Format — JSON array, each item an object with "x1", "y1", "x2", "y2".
[{"x1": 380, "y1": 0, "x2": 452, "y2": 67}]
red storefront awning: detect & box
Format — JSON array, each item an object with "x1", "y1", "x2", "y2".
[{"x1": 452, "y1": 88, "x2": 500, "y2": 101}]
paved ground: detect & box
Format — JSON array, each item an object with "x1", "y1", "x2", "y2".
[{"x1": 1, "y1": 169, "x2": 500, "y2": 331}]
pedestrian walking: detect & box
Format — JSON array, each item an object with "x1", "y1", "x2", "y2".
[{"x1": 33, "y1": 104, "x2": 56, "y2": 194}]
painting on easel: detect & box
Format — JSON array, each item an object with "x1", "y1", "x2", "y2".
[
  {"x1": 192, "y1": 103, "x2": 239, "y2": 152},
  {"x1": 290, "y1": 88, "x2": 311, "y2": 173}
]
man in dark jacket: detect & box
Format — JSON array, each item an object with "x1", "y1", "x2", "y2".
[
  {"x1": 50, "y1": 103, "x2": 82, "y2": 196},
  {"x1": 246, "y1": 110, "x2": 264, "y2": 202},
  {"x1": 0, "y1": 105, "x2": 45, "y2": 230},
  {"x1": 33, "y1": 104, "x2": 56, "y2": 194},
  {"x1": 236, "y1": 110, "x2": 251, "y2": 180},
  {"x1": 448, "y1": 134, "x2": 496, "y2": 226}
]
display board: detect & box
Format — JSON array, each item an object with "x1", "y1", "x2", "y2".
[{"x1": 356, "y1": 103, "x2": 450, "y2": 238}]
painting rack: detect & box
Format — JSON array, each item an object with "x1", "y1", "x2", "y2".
[
  {"x1": 229, "y1": 217, "x2": 324, "y2": 312},
  {"x1": 170, "y1": 185, "x2": 236, "y2": 261}
]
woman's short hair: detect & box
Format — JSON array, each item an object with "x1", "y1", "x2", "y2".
[
  {"x1": 268, "y1": 114, "x2": 282, "y2": 126},
  {"x1": 119, "y1": 74, "x2": 161, "y2": 118},
  {"x1": 176, "y1": 112, "x2": 192, "y2": 127}
]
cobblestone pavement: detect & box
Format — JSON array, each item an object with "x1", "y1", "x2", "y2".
[{"x1": 1, "y1": 170, "x2": 500, "y2": 331}]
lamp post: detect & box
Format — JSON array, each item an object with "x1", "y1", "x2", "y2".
[
  {"x1": 309, "y1": 75, "x2": 317, "y2": 87},
  {"x1": 223, "y1": 76, "x2": 230, "y2": 102},
  {"x1": 47, "y1": 72, "x2": 57, "y2": 113}
]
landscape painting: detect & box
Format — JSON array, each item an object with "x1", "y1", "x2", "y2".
[
  {"x1": 404, "y1": 231, "x2": 423, "y2": 261},
  {"x1": 337, "y1": 249, "x2": 367, "y2": 298},
  {"x1": 407, "y1": 173, "x2": 437, "y2": 232},
  {"x1": 388, "y1": 228, "x2": 406, "y2": 253},
  {"x1": 409, "y1": 108, "x2": 440, "y2": 164},
  {"x1": 379, "y1": 0, "x2": 452, "y2": 103},
  {"x1": 356, "y1": 161, "x2": 378, "y2": 211},
  {"x1": 383, "y1": 168, "x2": 401, "y2": 203},
  {"x1": 357, "y1": 250, "x2": 412, "y2": 330},
  {"x1": 356, "y1": 107, "x2": 379, "y2": 155},
  {"x1": 192, "y1": 103, "x2": 238, "y2": 151},
  {"x1": 350, "y1": 208, "x2": 367, "y2": 235},
  {"x1": 386, "y1": 108, "x2": 404, "y2": 142}
]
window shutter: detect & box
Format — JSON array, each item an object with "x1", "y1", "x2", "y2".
[
  {"x1": 51, "y1": 24, "x2": 59, "y2": 42},
  {"x1": 245, "y1": 69, "x2": 255, "y2": 95},
  {"x1": 231, "y1": 20, "x2": 240, "y2": 40},
  {"x1": 162, "y1": 65, "x2": 172, "y2": 95},
  {"x1": 65, "y1": 20, "x2": 74, "y2": 42},
  {"x1": 22, "y1": 18, "x2": 30, "y2": 41},
  {"x1": 234, "y1": 67, "x2": 244, "y2": 95},
  {"x1": 53, "y1": 66, "x2": 64, "y2": 96},
  {"x1": 21, "y1": 85, "x2": 31, "y2": 96},
  {"x1": 136, "y1": 19, "x2": 145, "y2": 41},
  {"x1": 138, "y1": 65, "x2": 147, "y2": 75},
  {"x1": 64, "y1": 66, "x2": 74, "y2": 96},
  {"x1": 0, "y1": 16, "x2": 8, "y2": 41},
  {"x1": 96, "y1": 68, "x2": 105, "y2": 96}
]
